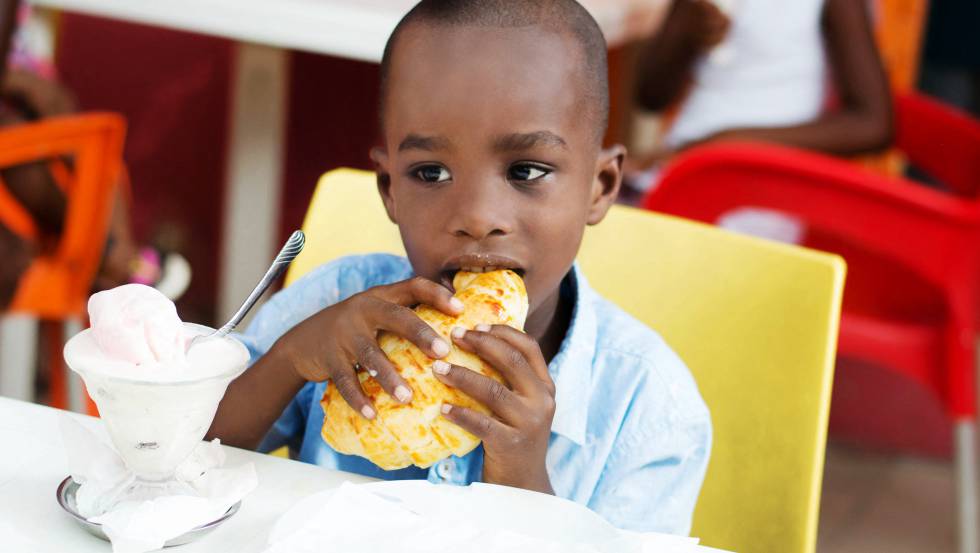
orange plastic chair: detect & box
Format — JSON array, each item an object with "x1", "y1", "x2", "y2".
[
  {"x1": 872, "y1": 0, "x2": 929, "y2": 93},
  {"x1": 0, "y1": 113, "x2": 126, "y2": 411},
  {"x1": 858, "y1": 0, "x2": 930, "y2": 174}
]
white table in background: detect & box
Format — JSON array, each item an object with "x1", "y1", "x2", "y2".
[
  {"x1": 27, "y1": 0, "x2": 667, "y2": 328},
  {"x1": 0, "y1": 396, "x2": 374, "y2": 552}
]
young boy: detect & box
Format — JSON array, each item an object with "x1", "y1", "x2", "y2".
[{"x1": 208, "y1": 0, "x2": 711, "y2": 535}]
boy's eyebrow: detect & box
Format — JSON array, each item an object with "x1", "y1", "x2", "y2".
[
  {"x1": 493, "y1": 131, "x2": 568, "y2": 152},
  {"x1": 398, "y1": 134, "x2": 451, "y2": 152}
]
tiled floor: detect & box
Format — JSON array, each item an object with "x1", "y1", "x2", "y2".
[{"x1": 818, "y1": 443, "x2": 960, "y2": 553}]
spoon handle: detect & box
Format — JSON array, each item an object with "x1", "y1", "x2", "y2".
[{"x1": 214, "y1": 230, "x2": 306, "y2": 338}]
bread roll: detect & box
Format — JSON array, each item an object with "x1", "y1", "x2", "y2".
[{"x1": 320, "y1": 269, "x2": 528, "y2": 469}]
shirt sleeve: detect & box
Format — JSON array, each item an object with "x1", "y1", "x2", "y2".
[{"x1": 588, "y1": 412, "x2": 712, "y2": 535}]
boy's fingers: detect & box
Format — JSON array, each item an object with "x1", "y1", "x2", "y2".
[
  {"x1": 482, "y1": 325, "x2": 552, "y2": 386},
  {"x1": 330, "y1": 365, "x2": 375, "y2": 420},
  {"x1": 376, "y1": 276, "x2": 464, "y2": 316},
  {"x1": 450, "y1": 327, "x2": 539, "y2": 394},
  {"x1": 440, "y1": 403, "x2": 508, "y2": 442},
  {"x1": 353, "y1": 337, "x2": 412, "y2": 404},
  {"x1": 365, "y1": 297, "x2": 451, "y2": 358},
  {"x1": 431, "y1": 361, "x2": 522, "y2": 422}
]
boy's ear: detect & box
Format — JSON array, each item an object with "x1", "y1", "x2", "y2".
[
  {"x1": 587, "y1": 144, "x2": 626, "y2": 226},
  {"x1": 370, "y1": 147, "x2": 398, "y2": 224}
]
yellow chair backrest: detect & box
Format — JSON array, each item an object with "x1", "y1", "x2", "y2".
[{"x1": 287, "y1": 169, "x2": 846, "y2": 553}]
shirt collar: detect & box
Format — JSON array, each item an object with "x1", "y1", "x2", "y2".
[{"x1": 546, "y1": 263, "x2": 597, "y2": 446}]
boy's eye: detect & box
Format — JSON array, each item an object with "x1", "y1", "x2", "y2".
[
  {"x1": 508, "y1": 163, "x2": 551, "y2": 182},
  {"x1": 414, "y1": 165, "x2": 451, "y2": 183}
]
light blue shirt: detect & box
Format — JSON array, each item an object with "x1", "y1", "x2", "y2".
[{"x1": 240, "y1": 254, "x2": 711, "y2": 535}]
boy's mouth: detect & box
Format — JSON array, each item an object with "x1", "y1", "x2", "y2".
[{"x1": 439, "y1": 253, "x2": 526, "y2": 293}]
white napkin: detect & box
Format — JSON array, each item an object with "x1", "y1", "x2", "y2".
[
  {"x1": 263, "y1": 482, "x2": 732, "y2": 553},
  {"x1": 59, "y1": 414, "x2": 257, "y2": 553}
]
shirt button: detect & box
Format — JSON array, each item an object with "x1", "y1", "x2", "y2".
[{"x1": 435, "y1": 459, "x2": 454, "y2": 480}]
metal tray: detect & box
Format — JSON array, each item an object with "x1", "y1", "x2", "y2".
[{"x1": 56, "y1": 476, "x2": 240, "y2": 547}]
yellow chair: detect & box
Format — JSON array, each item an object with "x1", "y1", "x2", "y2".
[{"x1": 286, "y1": 168, "x2": 846, "y2": 553}]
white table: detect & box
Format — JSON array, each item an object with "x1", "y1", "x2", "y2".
[
  {"x1": 27, "y1": 0, "x2": 667, "y2": 327},
  {"x1": 0, "y1": 397, "x2": 374, "y2": 552}
]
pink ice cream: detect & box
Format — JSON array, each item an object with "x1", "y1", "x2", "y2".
[{"x1": 87, "y1": 284, "x2": 186, "y2": 365}]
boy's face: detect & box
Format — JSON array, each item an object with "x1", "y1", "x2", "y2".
[{"x1": 373, "y1": 23, "x2": 623, "y2": 327}]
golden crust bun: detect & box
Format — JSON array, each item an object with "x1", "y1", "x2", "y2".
[{"x1": 320, "y1": 269, "x2": 528, "y2": 469}]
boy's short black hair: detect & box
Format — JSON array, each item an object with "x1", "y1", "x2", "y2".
[{"x1": 379, "y1": 0, "x2": 610, "y2": 142}]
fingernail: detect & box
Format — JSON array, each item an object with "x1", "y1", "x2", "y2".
[
  {"x1": 450, "y1": 297, "x2": 464, "y2": 312},
  {"x1": 395, "y1": 385, "x2": 412, "y2": 403},
  {"x1": 361, "y1": 405, "x2": 376, "y2": 419},
  {"x1": 441, "y1": 404, "x2": 452, "y2": 415},
  {"x1": 432, "y1": 338, "x2": 450, "y2": 357},
  {"x1": 432, "y1": 360, "x2": 450, "y2": 375},
  {"x1": 451, "y1": 326, "x2": 466, "y2": 340},
  {"x1": 475, "y1": 323, "x2": 491, "y2": 332}
]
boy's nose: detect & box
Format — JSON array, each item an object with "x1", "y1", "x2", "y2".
[{"x1": 446, "y1": 184, "x2": 514, "y2": 240}]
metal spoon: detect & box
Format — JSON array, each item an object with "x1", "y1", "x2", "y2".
[{"x1": 186, "y1": 230, "x2": 306, "y2": 352}]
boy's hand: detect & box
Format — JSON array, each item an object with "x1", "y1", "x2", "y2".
[
  {"x1": 432, "y1": 325, "x2": 556, "y2": 494},
  {"x1": 275, "y1": 277, "x2": 462, "y2": 419}
]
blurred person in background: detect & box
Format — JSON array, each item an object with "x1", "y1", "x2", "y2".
[
  {"x1": 626, "y1": 0, "x2": 893, "y2": 197},
  {"x1": 0, "y1": 0, "x2": 188, "y2": 309}
]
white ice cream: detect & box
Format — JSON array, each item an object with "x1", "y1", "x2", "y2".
[
  {"x1": 88, "y1": 284, "x2": 187, "y2": 366},
  {"x1": 64, "y1": 285, "x2": 251, "y2": 488},
  {"x1": 77, "y1": 284, "x2": 247, "y2": 382}
]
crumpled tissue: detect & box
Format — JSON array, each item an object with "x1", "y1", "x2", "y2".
[{"x1": 59, "y1": 415, "x2": 257, "y2": 553}]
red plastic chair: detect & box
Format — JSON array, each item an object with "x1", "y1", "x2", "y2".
[
  {"x1": 642, "y1": 92, "x2": 980, "y2": 553},
  {"x1": 893, "y1": 93, "x2": 980, "y2": 198}
]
